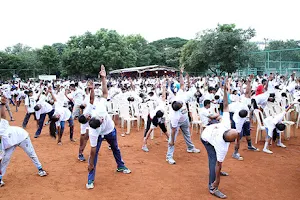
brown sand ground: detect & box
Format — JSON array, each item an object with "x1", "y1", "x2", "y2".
[{"x1": 1, "y1": 105, "x2": 300, "y2": 200}]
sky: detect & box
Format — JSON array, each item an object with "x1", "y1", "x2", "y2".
[{"x1": 0, "y1": 0, "x2": 299, "y2": 50}]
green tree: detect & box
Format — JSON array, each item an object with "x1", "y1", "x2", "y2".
[
  {"x1": 181, "y1": 24, "x2": 256, "y2": 75},
  {"x1": 37, "y1": 45, "x2": 60, "y2": 75}
]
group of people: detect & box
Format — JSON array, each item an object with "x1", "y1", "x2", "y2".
[{"x1": 0, "y1": 67, "x2": 299, "y2": 199}]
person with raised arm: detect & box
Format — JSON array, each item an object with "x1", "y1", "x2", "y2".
[
  {"x1": 166, "y1": 66, "x2": 200, "y2": 165},
  {"x1": 141, "y1": 78, "x2": 169, "y2": 152},
  {"x1": 201, "y1": 77, "x2": 240, "y2": 199},
  {"x1": 48, "y1": 86, "x2": 75, "y2": 145},
  {"x1": 230, "y1": 74, "x2": 259, "y2": 161},
  {"x1": 86, "y1": 65, "x2": 131, "y2": 190}
]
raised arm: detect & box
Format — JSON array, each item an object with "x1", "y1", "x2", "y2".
[
  {"x1": 223, "y1": 78, "x2": 229, "y2": 112},
  {"x1": 99, "y1": 65, "x2": 108, "y2": 99},
  {"x1": 245, "y1": 74, "x2": 254, "y2": 98},
  {"x1": 88, "y1": 81, "x2": 95, "y2": 104},
  {"x1": 161, "y1": 79, "x2": 166, "y2": 101},
  {"x1": 48, "y1": 86, "x2": 57, "y2": 102},
  {"x1": 179, "y1": 66, "x2": 185, "y2": 91},
  {"x1": 187, "y1": 72, "x2": 190, "y2": 89}
]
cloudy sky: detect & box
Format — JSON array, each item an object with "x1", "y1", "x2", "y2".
[{"x1": 0, "y1": 0, "x2": 299, "y2": 50}]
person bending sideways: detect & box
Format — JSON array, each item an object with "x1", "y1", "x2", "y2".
[
  {"x1": 230, "y1": 75, "x2": 259, "y2": 161},
  {"x1": 262, "y1": 104, "x2": 293, "y2": 154},
  {"x1": 166, "y1": 67, "x2": 200, "y2": 165},
  {"x1": 0, "y1": 98, "x2": 47, "y2": 187},
  {"x1": 201, "y1": 79, "x2": 240, "y2": 199},
  {"x1": 142, "y1": 80, "x2": 169, "y2": 152},
  {"x1": 86, "y1": 65, "x2": 131, "y2": 190},
  {"x1": 77, "y1": 81, "x2": 95, "y2": 162}
]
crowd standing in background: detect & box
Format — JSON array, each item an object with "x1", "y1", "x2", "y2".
[{"x1": 1, "y1": 67, "x2": 300, "y2": 199}]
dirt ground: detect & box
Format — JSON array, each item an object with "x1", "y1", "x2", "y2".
[{"x1": 1, "y1": 105, "x2": 300, "y2": 200}]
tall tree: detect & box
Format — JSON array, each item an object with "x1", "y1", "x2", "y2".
[{"x1": 181, "y1": 24, "x2": 256, "y2": 75}]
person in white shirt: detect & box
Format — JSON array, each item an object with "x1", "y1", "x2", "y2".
[
  {"x1": 262, "y1": 104, "x2": 292, "y2": 154},
  {"x1": 201, "y1": 79, "x2": 240, "y2": 199},
  {"x1": 230, "y1": 75, "x2": 259, "y2": 161},
  {"x1": 0, "y1": 97, "x2": 47, "y2": 187},
  {"x1": 33, "y1": 92, "x2": 55, "y2": 138},
  {"x1": 142, "y1": 81, "x2": 169, "y2": 152},
  {"x1": 86, "y1": 65, "x2": 131, "y2": 190},
  {"x1": 49, "y1": 88, "x2": 75, "y2": 145},
  {"x1": 166, "y1": 67, "x2": 200, "y2": 165},
  {"x1": 77, "y1": 81, "x2": 95, "y2": 162},
  {"x1": 65, "y1": 84, "x2": 85, "y2": 119},
  {"x1": 1, "y1": 88, "x2": 14, "y2": 121},
  {"x1": 199, "y1": 100, "x2": 221, "y2": 126},
  {"x1": 22, "y1": 90, "x2": 38, "y2": 129}
]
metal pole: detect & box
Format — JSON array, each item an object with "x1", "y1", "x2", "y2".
[{"x1": 267, "y1": 52, "x2": 270, "y2": 73}]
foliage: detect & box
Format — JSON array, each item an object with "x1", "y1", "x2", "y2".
[{"x1": 181, "y1": 24, "x2": 256, "y2": 75}]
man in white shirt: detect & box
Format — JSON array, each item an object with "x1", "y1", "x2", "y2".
[
  {"x1": 49, "y1": 88, "x2": 75, "y2": 145},
  {"x1": 262, "y1": 104, "x2": 292, "y2": 154},
  {"x1": 230, "y1": 76, "x2": 259, "y2": 161},
  {"x1": 86, "y1": 65, "x2": 131, "y2": 190},
  {"x1": 0, "y1": 98, "x2": 47, "y2": 187},
  {"x1": 65, "y1": 84, "x2": 85, "y2": 119},
  {"x1": 201, "y1": 79, "x2": 240, "y2": 199},
  {"x1": 142, "y1": 83, "x2": 169, "y2": 152},
  {"x1": 199, "y1": 100, "x2": 221, "y2": 126},
  {"x1": 2, "y1": 88, "x2": 14, "y2": 121},
  {"x1": 22, "y1": 90, "x2": 38, "y2": 128},
  {"x1": 33, "y1": 95, "x2": 55, "y2": 138},
  {"x1": 166, "y1": 67, "x2": 200, "y2": 165},
  {"x1": 77, "y1": 81, "x2": 95, "y2": 162}
]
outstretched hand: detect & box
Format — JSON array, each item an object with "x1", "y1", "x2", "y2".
[
  {"x1": 99, "y1": 65, "x2": 106, "y2": 78},
  {"x1": 180, "y1": 66, "x2": 185, "y2": 74},
  {"x1": 88, "y1": 80, "x2": 94, "y2": 89}
]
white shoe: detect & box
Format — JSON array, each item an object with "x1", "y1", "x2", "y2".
[
  {"x1": 0, "y1": 180, "x2": 5, "y2": 187},
  {"x1": 166, "y1": 158, "x2": 176, "y2": 165},
  {"x1": 277, "y1": 143, "x2": 286, "y2": 148},
  {"x1": 86, "y1": 182, "x2": 94, "y2": 189},
  {"x1": 187, "y1": 148, "x2": 200, "y2": 153},
  {"x1": 142, "y1": 145, "x2": 149, "y2": 152},
  {"x1": 263, "y1": 148, "x2": 273, "y2": 154},
  {"x1": 38, "y1": 169, "x2": 47, "y2": 177}
]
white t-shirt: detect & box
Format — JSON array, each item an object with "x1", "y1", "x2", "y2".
[
  {"x1": 201, "y1": 112, "x2": 231, "y2": 162},
  {"x1": 35, "y1": 101, "x2": 53, "y2": 120},
  {"x1": 72, "y1": 89, "x2": 85, "y2": 105},
  {"x1": 253, "y1": 92, "x2": 269, "y2": 108},
  {"x1": 199, "y1": 107, "x2": 212, "y2": 126},
  {"x1": 54, "y1": 104, "x2": 72, "y2": 126},
  {"x1": 0, "y1": 119, "x2": 28, "y2": 149},
  {"x1": 25, "y1": 95, "x2": 37, "y2": 113},
  {"x1": 88, "y1": 98, "x2": 115, "y2": 147},
  {"x1": 169, "y1": 90, "x2": 189, "y2": 127},
  {"x1": 264, "y1": 112, "x2": 285, "y2": 137}
]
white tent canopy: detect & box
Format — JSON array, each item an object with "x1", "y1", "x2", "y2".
[{"x1": 109, "y1": 65, "x2": 178, "y2": 74}]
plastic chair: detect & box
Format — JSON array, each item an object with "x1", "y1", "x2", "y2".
[{"x1": 253, "y1": 109, "x2": 267, "y2": 144}]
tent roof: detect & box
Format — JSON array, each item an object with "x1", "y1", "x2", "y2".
[{"x1": 109, "y1": 65, "x2": 178, "y2": 74}]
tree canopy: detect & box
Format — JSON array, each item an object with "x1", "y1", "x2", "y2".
[{"x1": 0, "y1": 24, "x2": 299, "y2": 79}]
